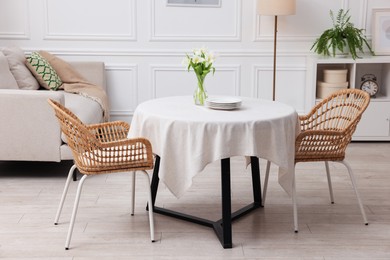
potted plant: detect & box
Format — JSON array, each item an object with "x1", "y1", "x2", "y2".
[{"x1": 311, "y1": 9, "x2": 374, "y2": 59}]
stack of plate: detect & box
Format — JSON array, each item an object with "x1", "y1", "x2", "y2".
[{"x1": 205, "y1": 97, "x2": 242, "y2": 110}]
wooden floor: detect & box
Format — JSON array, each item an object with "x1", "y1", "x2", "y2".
[{"x1": 1, "y1": 142, "x2": 390, "y2": 259}]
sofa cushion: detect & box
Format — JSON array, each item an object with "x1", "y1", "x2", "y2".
[
  {"x1": 0, "y1": 52, "x2": 19, "y2": 89},
  {"x1": 1, "y1": 46, "x2": 40, "y2": 90},
  {"x1": 26, "y1": 52, "x2": 62, "y2": 90},
  {"x1": 38, "y1": 51, "x2": 109, "y2": 121},
  {"x1": 62, "y1": 92, "x2": 104, "y2": 143}
]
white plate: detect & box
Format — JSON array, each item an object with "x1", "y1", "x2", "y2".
[
  {"x1": 206, "y1": 97, "x2": 242, "y2": 106},
  {"x1": 205, "y1": 97, "x2": 242, "y2": 110},
  {"x1": 206, "y1": 105, "x2": 239, "y2": 110}
]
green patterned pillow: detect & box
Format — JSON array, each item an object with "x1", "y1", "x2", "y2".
[{"x1": 26, "y1": 51, "x2": 62, "y2": 90}]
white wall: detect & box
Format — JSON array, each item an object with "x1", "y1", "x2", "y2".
[{"x1": 1, "y1": 0, "x2": 389, "y2": 122}]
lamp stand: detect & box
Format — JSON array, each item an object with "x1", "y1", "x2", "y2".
[{"x1": 272, "y1": 15, "x2": 278, "y2": 101}]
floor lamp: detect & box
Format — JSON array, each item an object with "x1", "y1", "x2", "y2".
[{"x1": 257, "y1": 0, "x2": 296, "y2": 101}]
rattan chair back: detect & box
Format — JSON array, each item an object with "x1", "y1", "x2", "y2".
[
  {"x1": 48, "y1": 99, "x2": 153, "y2": 174},
  {"x1": 296, "y1": 89, "x2": 370, "y2": 162}
]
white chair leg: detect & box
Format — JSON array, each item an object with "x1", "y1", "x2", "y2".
[
  {"x1": 324, "y1": 161, "x2": 335, "y2": 204},
  {"x1": 292, "y1": 172, "x2": 298, "y2": 232},
  {"x1": 263, "y1": 160, "x2": 271, "y2": 205},
  {"x1": 54, "y1": 164, "x2": 77, "y2": 225},
  {"x1": 141, "y1": 170, "x2": 155, "y2": 242},
  {"x1": 65, "y1": 174, "x2": 88, "y2": 250},
  {"x1": 338, "y1": 160, "x2": 368, "y2": 225},
  {"x1": 131, "y1": 171, "x2": 136, "y2": 216}
]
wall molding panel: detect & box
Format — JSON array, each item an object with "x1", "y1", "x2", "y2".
[
  {"x1": 150, "y1": 0, "x2": 241, "y2": 41},
  {"x1": 215, "y1": 65, "x2": 241, "y2": 96},
  {"x1": 253, "y1": 65, "x2": 307, "y2": 113},
  {"x1": 105, "y1": 64, "x2": 138, "y2": 117},
  {"x1": 0, "y1": 32, "x2": 30, "y2": 40},
  {"x1": 0, "y1": 0, "x2": 30, "y2": 40},
  {"x1": 43, "y1": 0, "x2": 137, "y2": 41}
]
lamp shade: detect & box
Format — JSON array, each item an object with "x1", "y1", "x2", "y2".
[{"x1": 257, "y1": 0, "x2": 296, "y2": 16}]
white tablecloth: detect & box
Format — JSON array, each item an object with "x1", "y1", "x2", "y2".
[{"x1": 129, "y1": 96, "x2": 299, "y2": 198}]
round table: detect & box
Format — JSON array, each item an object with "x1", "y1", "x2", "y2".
[
  {"x1": 129, "y1": 96, "x2": 299, "y2": 198},
  {"x1": 129, "y1": 96, "x2": 299, "y2": 248}
]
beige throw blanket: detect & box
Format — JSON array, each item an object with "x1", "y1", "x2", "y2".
[{"x1": 39, "y1": 51, "x2": 110, "y2": 121}]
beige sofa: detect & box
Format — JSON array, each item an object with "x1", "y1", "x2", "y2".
[{"x1": 0, "y1": 62, "x2": 107, "y2": 162}]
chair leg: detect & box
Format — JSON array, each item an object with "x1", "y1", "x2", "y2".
[
  {"x1": 324, "y1": 161, "x2": 335, "y2": 204},
  {"x1": 141, "y1": 170, "x2": 155, "y2": 242},
  {"x1": 265, "y1": 160, "x2": 298, "y2": 232},
  {"x1": 131, "y1": 171, "x2": 136, "y2": 216},
  {"x1": 262, "y1": 160, "x2": 271, "y2": 205},
  {"x1": 338, "y1": 160, "x2": 368, "y2": 225},
  {"x1": 54, "y1": 164, "x2": 77, "y2": 225},
  {"x1": 65, "y1": 174, "x2": 88, "y2": 250},
  {"x1": 292, "y1": 172, "x2": 298, "y2": 232}
]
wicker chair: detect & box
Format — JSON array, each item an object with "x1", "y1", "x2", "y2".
[
  {"x1": 48, "y1": 99, "x2": 155, "y2": 250},
  {"x1": 263, "y1": 89, "x2": 370, "y2": 232}
]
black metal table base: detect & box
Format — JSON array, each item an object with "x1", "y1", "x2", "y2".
[{"x1": 149, "y1": 155, "x2": 262, "y2": 249}]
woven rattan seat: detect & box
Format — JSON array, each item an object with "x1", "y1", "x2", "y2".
[
  {"x1": 263, "y1": 89, "x2": 370, "y2": 232},
  {"x1": 48, "y1": 99, "x2": 155, "y2": 249}
]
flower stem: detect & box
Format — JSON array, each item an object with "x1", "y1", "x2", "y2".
[{"x1": 194, "y1": 75, "x2": 207, "y2": 105}]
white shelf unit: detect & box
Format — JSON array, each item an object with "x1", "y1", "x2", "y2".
[{"x1": 307, "y1": 56, "x2": 390, "y2": 141}]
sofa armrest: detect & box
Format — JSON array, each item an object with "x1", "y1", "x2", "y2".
[{"x1": 0, "y1": 90, "x2": 65, "y2": 161}]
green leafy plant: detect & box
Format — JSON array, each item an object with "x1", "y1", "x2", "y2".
[{"x1": 311, "y1": 9, "x2": 374, "y2": 59}]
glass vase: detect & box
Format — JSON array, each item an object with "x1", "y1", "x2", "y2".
[{"x1": 193, "y1": 77, "x2": 207, "y2": 106}]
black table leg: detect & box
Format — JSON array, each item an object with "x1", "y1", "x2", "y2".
[
  {"x1": 218, "y1": 158, "x2": 232, "y2": 248},
  {"x1": 150, "y1": 155, "x2": 161, "y2": 207},
  {"x1": 250, "y1": 156, "x2": 263, "y2": 207},
  {"x1": 146, "y1": 155, "x2": 160, "y2": 212},
  {"x1": 149, "y1": 155, "x2": 261, "y2": 249}
]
